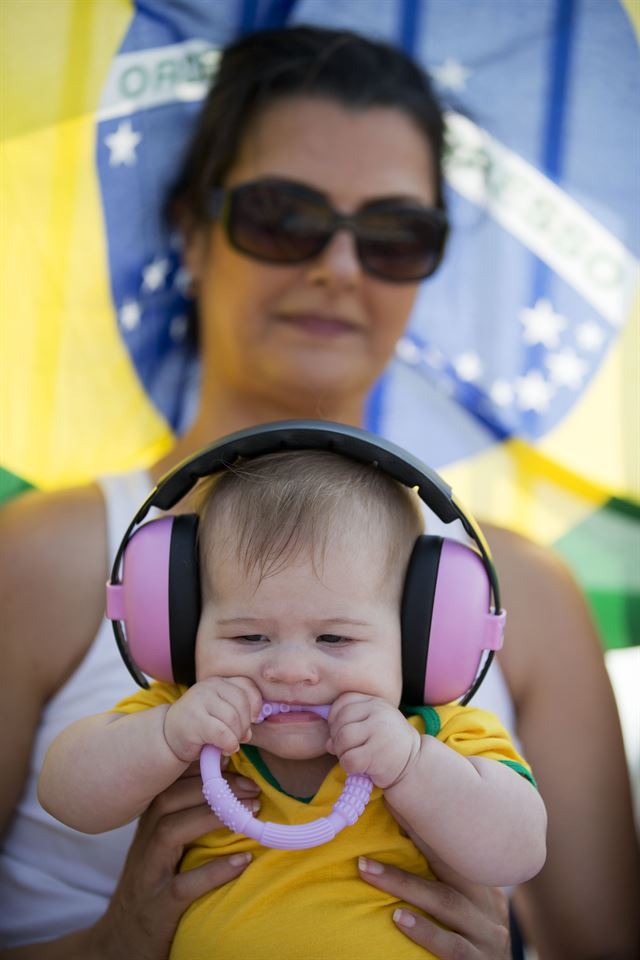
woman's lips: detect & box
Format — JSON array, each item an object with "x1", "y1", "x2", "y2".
[{"x1": 276, "y1": 313, "x2": 360, "y2": 337}]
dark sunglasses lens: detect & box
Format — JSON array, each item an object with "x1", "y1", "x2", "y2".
[
  {"x1": 357, "y1": 207, "x2": 447, "y2": 281},
  {"x1": 230, "y1": 183, "x2": 331, "y2": 263}
]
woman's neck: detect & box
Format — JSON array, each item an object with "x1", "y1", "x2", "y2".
[{"x1": 150, "y1": 384, "x2": 367, "y2": 482}]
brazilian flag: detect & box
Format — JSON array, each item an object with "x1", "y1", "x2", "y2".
[{"x1": 1, "y1": 0, "x2": 638, "y2": 655}]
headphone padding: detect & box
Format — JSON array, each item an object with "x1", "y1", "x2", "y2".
[
  {"x1": 400, "y1": 536, "x2": 441, "y2": 705},
  {"x1": 168, "y1": 513, "x2": 201, "y2": 685}
]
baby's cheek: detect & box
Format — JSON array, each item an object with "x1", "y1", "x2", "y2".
[
  {"x1": 194, "y1": 644, "x2": 212, "y2": 681},
  {"x1": 358, "y1": 662, "x2": 403, "y2": 705},
  {"x1": 194, "y1": 642, "x2": 226, "y2": 682},
  {"x1": 376, "y1": 648, "x2": 403, "y2": 700}
]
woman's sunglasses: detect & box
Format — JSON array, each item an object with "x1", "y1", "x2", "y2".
[{"x1": 208, "y1": 178, "x2": 448, "y2": 283}]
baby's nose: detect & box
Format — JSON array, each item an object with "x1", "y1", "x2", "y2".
[{"x1": 261, "y1": 648, "x2": 319, "y2": 685}]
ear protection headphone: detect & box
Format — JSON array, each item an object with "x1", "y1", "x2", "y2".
[{"x1": 107, "y1": 420, "x2": 506, "y2": 707}]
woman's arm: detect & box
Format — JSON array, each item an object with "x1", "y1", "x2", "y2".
[
  {"x1": 489, "y1": 525, "x2": 640, "y2": 960},
  {"x1": 1, "y1": 488, "x2": 259, "y2": 958},
  {"x1": 1, "y1": 767, "x2": 258, "y2": 959},
  {"x1": 0, "y1": 486, "x2": 108, "y2": 837}
]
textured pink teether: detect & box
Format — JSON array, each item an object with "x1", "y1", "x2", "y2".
[{"x1": 200, "y1": 701, "x2": 373, "y2": 849}]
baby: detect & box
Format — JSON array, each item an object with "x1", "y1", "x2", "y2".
[{"x1": 39, "y1": 449, "x2": 546, "y2": 960}]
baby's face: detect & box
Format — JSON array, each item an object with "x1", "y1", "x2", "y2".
[{"x1": 195, "y1": 534, "x2": 403, "y2": 762}]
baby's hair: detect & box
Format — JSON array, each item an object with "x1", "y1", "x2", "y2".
[{"x1": 196, "y1": 450, "x2": 424, "y2": 597}]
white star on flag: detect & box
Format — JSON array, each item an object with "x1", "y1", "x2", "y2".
[
  {"x1": 453, "y1": 352, "x2": 483, "y2": 382},
  {"x1": 490, "y1": 380, "x2": 514, "y2": 407},
  {"x1": 105, "y1": 121, "x2": 142, "y2": 167},
  {"x1": 119, "y1": 299, "x2": 141, "y2": 331},
  {"x1": 142, "y1": 257, "x2": 170, "y2": 292},
  {"x1": 575, "y1": 320, "x2": 606, "y2": 352},
  {"x1": 520, "y1": 299, "x2": 567, "y2": 348},
  {"x1": 431, "y1": 57, "x2": 471, "y2": 92},
  {"x1": 395, "y1": 337, "x2": 421, "y2": 365},
  {"x1": 515, "y1": 370, "x2": 555, "y2": 413},
  {"x1": 546, "y1": 348, "x2": 588, "y2": 389}
]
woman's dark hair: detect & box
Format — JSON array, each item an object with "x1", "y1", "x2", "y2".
[{"x1": 168, "y1": 25, "x2": 446, "y2": 226}]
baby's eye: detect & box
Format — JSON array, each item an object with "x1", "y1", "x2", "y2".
[
  {"x1": 317, "y1": 634, "x2": 350, "y2": 645},
  {"x1": 235, "y1": 634, "x2": 269, "y2": 644}
]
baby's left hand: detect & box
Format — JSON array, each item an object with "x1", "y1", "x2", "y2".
[{"x1": 327, "y1": 693, "x2": 421, "y2": 789}]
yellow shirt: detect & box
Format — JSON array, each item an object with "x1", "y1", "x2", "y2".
[{"x1": 115, "y1": 683, "x2": 533, "y2": 960}]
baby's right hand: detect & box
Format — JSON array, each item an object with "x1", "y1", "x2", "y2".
[{"x1": 163, "y1": 677, "x2": 262, "y2": 763}]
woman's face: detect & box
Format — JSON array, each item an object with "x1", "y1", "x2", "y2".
[{"x1": 185, "y1": 96, "x2": 438, "y2": 420}]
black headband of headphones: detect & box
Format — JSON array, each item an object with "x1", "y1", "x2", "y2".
[{"x1": 111, "y1": 420, "x2": 501, "y2": 614}]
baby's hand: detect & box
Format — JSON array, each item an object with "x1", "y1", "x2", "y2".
[
  {"x1": 163, "y1": 677, "x2": 262, "y2": 763},
  {"x1": 327, "y1": 693, "x2": 421, "y2": 789}
]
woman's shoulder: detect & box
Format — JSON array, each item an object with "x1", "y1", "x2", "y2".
[
  {"x1": 0, "y1": 482, "x2": 108, "y2": 698},
  {"x1": 480, "y1": 522, "x2": 600, "y2": 696},
  {"x1": 483, "y1": 521, "x2": 579, "y2": 603},
  {"x1": 0, "y1": 483, "x2": 107, "y2": 594}
]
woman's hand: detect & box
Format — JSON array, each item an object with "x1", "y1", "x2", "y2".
[
  {"x1": 358, "y1": 857, "x2": 510, "y2": 960},
  {"x1": 90, "y1": 763, "x2": 260, "y2": 960}
]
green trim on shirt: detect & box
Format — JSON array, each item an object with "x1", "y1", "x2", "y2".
[
  {"x1": 401, "y1": 703, "x2": 441, "y2": 736},
  {"x1": 499, "y1": 758, "x2": 538, "y2": 788},
  {"x1": 403, "y1": 705, "x2": 537, "y2": 788},
  {"x1": 241, "y1": 708, "x2": 440, "y2": 802},
  {"x1": 240, "y1": 745, "x2": 315, "y2": 803},
  {"x1": 241, "y1": 709, "x2": 535, "y2": 800}
]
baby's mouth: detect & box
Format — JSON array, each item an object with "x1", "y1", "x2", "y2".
[{"x1": 256, "y1": 702, "x2": 331, "y2": 724}]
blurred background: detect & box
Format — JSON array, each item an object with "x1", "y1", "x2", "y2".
[{"x1": 1, "y1": 0, "x2": 638, "y2": 826}]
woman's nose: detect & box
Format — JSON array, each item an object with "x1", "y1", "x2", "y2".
[{"x1": 305, "y1": 228, "x2": 362, "y2": 289}]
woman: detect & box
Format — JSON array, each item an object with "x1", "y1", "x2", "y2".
[{"x1": 1, "y1": 25, "x2": 637, "y2": 960}]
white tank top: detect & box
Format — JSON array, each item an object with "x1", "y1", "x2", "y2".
[
  {"x1": 0, "y1": 473, "x2": 516, "y2": 946},
  {"x1": 0, "y1": 470, "x2": 152, "y2": 947}
]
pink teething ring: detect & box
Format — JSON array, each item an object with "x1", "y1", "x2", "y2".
[{"x1": 200, "y1": 702, "x2": 373, "y2": 849}]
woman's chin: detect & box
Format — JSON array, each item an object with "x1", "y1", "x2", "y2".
[{"x1": 265, "y1": 361, "x2": 372, "y2": 410}]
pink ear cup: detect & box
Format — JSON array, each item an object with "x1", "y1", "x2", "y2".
[
  {"x1": 424, "y1": 540, "x2": 505, "y2": 704},
  {"x1": 105, "y1": 520, "x2": 504, "y2": 701},
  {"x1": 106, "y1": 517, "x2": 175, "y2": 682}
]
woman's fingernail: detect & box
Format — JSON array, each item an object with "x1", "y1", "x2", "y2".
[
  {"x1": 229, "y1": 852, "x2": 252, "y2": 867},
  {"x1": 250, "y1": 799, "x2": 261, "y2": 812},
  {"x1": 393, "y1": 909, "x2": 416, "y2": 929},
  {"x1": 358, "y1": 856, "x2": 384, "y2": 875},
  {"x1": 236, "y1": 776, "x2": 259, "y2": 790}
]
